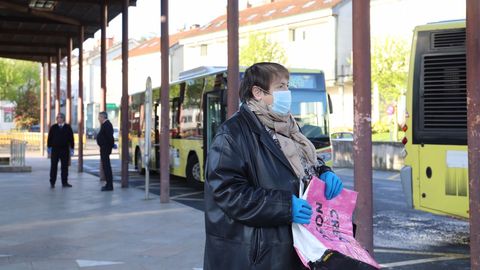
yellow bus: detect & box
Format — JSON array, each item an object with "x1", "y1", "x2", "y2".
[
  {"x1": 127, "y1": 66, "x2": 333, "y2": 185},
  {"x1": 401, "y1": 20, "x2": 468, "y2": 219}
]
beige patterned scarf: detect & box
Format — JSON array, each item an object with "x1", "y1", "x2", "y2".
[{"x1": 247, "y1": 99, "x2": 317, "y2": 180}]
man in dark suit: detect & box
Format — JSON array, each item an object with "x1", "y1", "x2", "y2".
[
  {"x1": 47, "y1": 113, "x2": 74, "y2": 188},
  {"x1": 96, "y1": 111, "x2": 115, "y2": 191}
]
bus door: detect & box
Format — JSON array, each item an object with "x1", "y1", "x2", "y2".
[{"x1": 203, "y1": 90, "x2": 226, "y2": 166}]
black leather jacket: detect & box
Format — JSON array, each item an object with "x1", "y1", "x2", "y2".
[{"x1": 204, "y1": 104, "x2": 329, "y2": 270}]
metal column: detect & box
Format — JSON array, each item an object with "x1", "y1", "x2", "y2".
[
  {"x1": 227, "y1": 0, "x2": 239, "y2": 117},
  {"x1": 40, "y1": 63, "x2": 45, "y2": 156},
  {"x1": 100, "y1": 0, "x2": 107, "y2": 112},
  {"x1": 47, "y1": 57, "x2": 52, "y2": 129},
  {"x1": 160, "y1": 0, "x2": 170, "y2": 203},
  {"x1": 121, "y1": 0, "x2": 129, "y2": 188},
  {"x1": 352, "y1": 0, "x2": 374, "y2": 254},
  {"x1": 66, "y1": 37, "x2": 72, "y2": 124},
  {"x1": 466, "y1": 0, "x2": 480, "y2": 268},
  {"x1": 55, "y1": 48, "x2": 61, "y2": 115},
  {"x1": 78, "y1": 26, "x2": 85, "y2": 173}
]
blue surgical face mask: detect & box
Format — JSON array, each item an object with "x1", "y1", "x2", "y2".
[{"x1": 271, "y1": 90, "x2": 291, "y2": 115}]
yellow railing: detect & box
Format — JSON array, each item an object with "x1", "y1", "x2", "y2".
[{"x1": 0, "y1": 132, "x2": 86, "y2": 147}]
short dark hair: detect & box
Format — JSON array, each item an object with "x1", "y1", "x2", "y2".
[
  {"x1": 99, "y1": 111, "x2": 108, "y2": 119},
  {"x1": 239, "y1": 62, "x2": 289, "y2": 103}
]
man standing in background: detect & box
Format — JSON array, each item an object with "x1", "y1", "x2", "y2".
[
  {"x1": 96, "y1": 111, "x2": 115, "y2": 191},
  {"x1": 47, "y1": 113, "x2": 74, "y2": 188}
]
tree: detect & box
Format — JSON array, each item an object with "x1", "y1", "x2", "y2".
[
  {"x1": 0, "y1": 58, "x2": 39, "y2": 101},
  {"x1": 371, "y1": 37, "x2": 409, "y2": 114},
  {"x1": 240, "y1": 33, "x2": 287, "y2": 66},
  {"x1": 14, "y1": 80, "x2": 40, "y2": 129}
]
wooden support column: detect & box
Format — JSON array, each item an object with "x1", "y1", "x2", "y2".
[
  {"x1": 352, "y1": 0, "x2": 374, "y2": 254},
  {"x1": 40, "y1": 63, "x2": 45, "y2": 156},
  {"x1": 100, "y1": 0, "x2": 107, "y2": 112},
  {"x1": 55, "y1": 48, "x2": 61, "y2": 115},
  {"x1": 66, "y1": 37, "x2": 72, "y2": 124},
  {"x1": 160, "y1": 0, "x2": 170, "y2": 203},
  {"x1": 47, "y1": 57, "x2": 52, "y2": 129},
  {"x1": 466, "y1": 0, "x2": 480, "y2": 268},
  {"x1": 78, "y1": 26, "x2": 85, "y2": 173},
  {"x1": 227, "y1": 0, "x2": 239, "y2": 117},
  {"x1": 121, "y1": 0, "x2": 129, "y2": 188}
]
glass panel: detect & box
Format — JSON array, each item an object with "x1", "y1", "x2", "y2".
[
  {"x1": 206, "y1": 92, "x2": 223, "y2": 149},
  {"x1": 180, "y1": 78, "x2": 204, "y2": 139},
  {"x1": 291, "y1": 90, "x2": 329, "y2": 139}
]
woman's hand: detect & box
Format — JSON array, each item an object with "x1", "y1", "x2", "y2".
[{"x1": 319, "y1": 171, "x2": 343, "y2": 200}]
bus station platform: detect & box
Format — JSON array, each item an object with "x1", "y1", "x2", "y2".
[{"x1": 0, "y1": 156, "x2": 205, "y2": 270}]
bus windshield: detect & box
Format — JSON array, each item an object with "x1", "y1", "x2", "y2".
[{"x1": 291, "y1": 90, "x2": 329, "y2": 140}]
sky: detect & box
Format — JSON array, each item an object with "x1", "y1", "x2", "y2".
[
  {"x1": 85, "y1": 0, "x2": 230, "y2": 49},
  {"x1": 83, "y1": 0, "x2": 467, "y2": 50}
]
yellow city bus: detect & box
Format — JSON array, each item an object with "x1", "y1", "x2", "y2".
[
  {"x1": 401, "y1": 20, "x2": 468, "y2": 219},
  {"x1": 127, "y1": 66, "x2": 333, "y2": 185}
]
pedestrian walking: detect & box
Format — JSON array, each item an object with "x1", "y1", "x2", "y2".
[
  {"x1": 96, "y1": 111, "x2": 115, "y2": 191},
  {"x1": 47, "y1": 113, "x2": 74, "y2": 188},
  {"x1": 204, "y1": 62, "x2": 344, "y2": 269}
]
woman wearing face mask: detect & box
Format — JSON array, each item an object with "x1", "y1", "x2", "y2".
[{"x1": 204, "y1": 62, "x2": 343, "y2": 270}]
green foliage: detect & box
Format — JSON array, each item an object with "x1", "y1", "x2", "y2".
[
  {"x1": 0, "y1": 58, "x2": 39, "y2": 101},
  {"x1": 240, "y1": 33, "x2": 287, "y2": 66},
  {"x1": 14, "y1": 83, "x2": 40, "y2": 129},
  {"x1": 371, "y1": 37, "x2": 409, "y2": 116}
]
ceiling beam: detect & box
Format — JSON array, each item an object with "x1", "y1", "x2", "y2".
[
  {"x1": 0, "y1": 15, "x2": 98, "y2": 26},
  {"x1": 54, "y1": 0, "x2": 136, "y2": 5},
  {"x1": 0, "y1": 1, "x2": 84, "y2": 26},
  {"x1": 0, "y1": 40, "x2": 67, "y2": 48},
  {"x1": 0, "y1": 51, "x2": 55, "y2": 57},
  {"x1": 0, "y1": 27, "x2": 76, "y2": 37},
  {"x1": 0, "y1": 54, "x2": 46, "y2": 63}
]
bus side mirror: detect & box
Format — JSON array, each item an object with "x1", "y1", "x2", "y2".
[{"x1": 328, "y1": 94, "x2": 333, "y2": 114}]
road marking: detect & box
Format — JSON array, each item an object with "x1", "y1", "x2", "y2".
[
  {"x1": 374, "y1": 248, "x2": 468, "y2": 257},
  {"x1": 171, "y1": 191, "x2": 204, "y2": 199},
  {"x1": 76, "y1": 259, "x2": 124, "y2": 267},
  {"x1": 174, "y1": 198, "x2": 204, "y2": 201},
  {"x1": 375, "y1": 248, "x2": 469, "y2": 268},
  {"x1": 380, "y1": 255, "x2": 469, "y2": 268},
  {"x1": 192, "y1": 268, "x2": 203, "y2": 270},
  {"x1": 0, "y1": 208, "x2": 190, "y2": 233},
  {"x1": 0, "y1": 254, "x2": 12, "y2": 258}
]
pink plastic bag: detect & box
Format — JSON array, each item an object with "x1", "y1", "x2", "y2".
[{"x1": 294, "y1": 176, "x2": 380, "y2": 269}]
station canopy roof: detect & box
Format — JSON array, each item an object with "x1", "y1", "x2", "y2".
[{"x1": 0, "y1": 0, "x2": 136, "y2": 63}]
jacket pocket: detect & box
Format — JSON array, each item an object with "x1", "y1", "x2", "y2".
[{"x1": 250, "y1": 228, "x2": 263, "y2": 265}]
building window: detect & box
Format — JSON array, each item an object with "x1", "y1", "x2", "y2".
[
  {"x1": 200, "y1": 44, "x2": 208, "y2": 56},
  {"x1": 289, "y1": 29, "x2": 295, "y2": 42}
]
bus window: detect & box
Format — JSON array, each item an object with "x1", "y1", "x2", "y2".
[
  {"x1": 182, "y1": 78, "x2": 204, "y2": 138},
  {"x1": 169, "y1": 83, "x2": 183, "y2": 138}
]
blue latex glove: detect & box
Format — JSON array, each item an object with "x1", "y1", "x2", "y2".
[
  {"x1": 292, "y1": 195, "x2": 312, "y2": 224},
  {"x1": 320, "y1": 171, "x2": 343, "y2": 200},
  {"x1": 70, "y1": 148, "x2": 74, "y2": 156},
  {"x1": 47, "y1": 147, "x2": 52, "y2": 154},
  {"x1": 113, "y1": 144, "x2": 118, "y2": 150}
]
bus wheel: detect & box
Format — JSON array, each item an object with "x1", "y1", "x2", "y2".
[
  {"x1": 135, "y1": 149, "x2": 145, "y2": 175},
  {"x1": 186, "y1": 155, "x2": 202, "y2": 187}
]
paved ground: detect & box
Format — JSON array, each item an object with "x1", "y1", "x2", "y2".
[
  {"x1": 0, "y1": 142, "x2": 472, "y2": 269},
  {"x1": 81, "y1": 154, "x2": 470, "y2": 270},
  {"x1": 0, "y1": 157, "x2": 205, "y2": 270}
]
